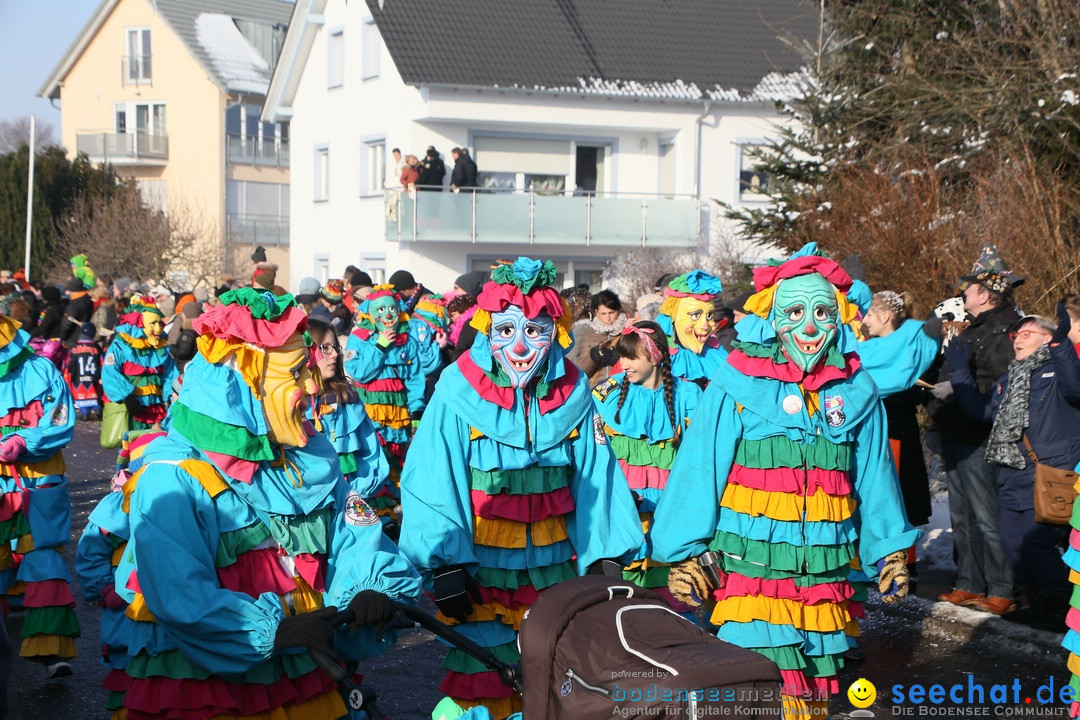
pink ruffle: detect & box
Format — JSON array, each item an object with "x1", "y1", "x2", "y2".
[
  {"x1": 479, "y1": 584, "x2": 540, "y2": 609},
  {"x1": 0, "y1": 400, "x2": 43, "y2": 429},
  {"x1": 476, "y1": 282, "x2": 565, "y2": 322},
  {"x1": 363, "y1": 377, "x2": 405, "y2": 393},
  {"x1": 538, "y1": 363, "x2": 579, "y2": 416},
  {"x1": 455, "y1": 348, "x2": 579, "y2": 415},
  {"x1": 0, "y1": 491, "x2": 24, "y2": 522},
  {"x1": 439, "y1": 670, "x2": 516, "y2": 700},
  {"x1": 779, "y1": 670, "x2": 839, "y2": 700},
  {"x1": 470, "y1": 487, "x2": 574, "y2": 523},
  {"x1": 716, "y1": 572, "x2": 853, "y2": 605},
  {"x1": 293, "y1": 553, "x2": 326, "y2": 593},
  {"x1": 104, "y1": 668, "x2": 134, "y2": 692},
  {"x1": 726, "y1": 350, "x2": 861, "y2": 392},
  {"x1": 1071, "y1": 701, "x2": 1080, "y2": 718},
  {"x1": 193, "y1": 305, "x2": 308, "y2": 348},
  {"x1": 216, "y1": 548, "x2": 294, "y2": 598},
  {"x1": 121, "y1": 362, "x2": 160, "y2": 376},
  {"x1": 1070, "y1": 529, "x2": 1080, "y2": 552},
  {"x1": 203, "y1": 451, "x2": 258, "y2": 485},
  {"x1": 753, "y1": 256, "x2": 852, "y2": 294},
  {"x1": 1066, "y1": 607, "x2": 1080, "y2": 633},
  {"x1": 848, "y1": 601, "x2": 865, "y2": 619},
  {"x1": 126, "y1": 571, "x2": 142, "y2": 594},
  {"x1": 618, "y1": 461, "x2": 669, "y2": 491},
  {"x1": 23, "y1": 579, "x2": 75, "y2": 608},
  {"x1": 727, "y1": 464, "x2": 851, "y2": 497}
]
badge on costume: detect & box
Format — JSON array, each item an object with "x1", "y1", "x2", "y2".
[
  {"x1": 344, "y1": 349, "x2": 357, "y2": 361},
  {"x1": 592, "y1": 413, "x2": 608, "y2": 445},
  {"x1": 592, "y1": 377, "x2": 619, "y2": 402},
  {"x1": 104, "y1": 353, "x2": 116, "y2": 366},
  {"x1": 824, "y1": 395, "x2": 845, "y2": 427},
  {"x1": 344, "y1": 492, "x2": 378, "y2": 526},
  {"x1": 51, "y1": 403, "x2": 69, "y2": 427}
]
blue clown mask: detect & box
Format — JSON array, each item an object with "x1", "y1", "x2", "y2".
[{"x1": 489, "y1": 306, "x2": 554, "y2": 389}]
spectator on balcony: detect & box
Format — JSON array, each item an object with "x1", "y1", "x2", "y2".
[
  {"x1": 569, "y1": 289, "x2": 628, "y2": 386},
  {"x1": 387, "y1": 147, "x2": 404, "y2": 189},
  {"x1": 400, "y1": 155, "x2": 420, "y2": 191},
  {"x1": 450, "y1": 147, "x2": 478, "y2": 191},
  {"x1": 416, "y1": 147, "x2": 446, "y2": 191}
]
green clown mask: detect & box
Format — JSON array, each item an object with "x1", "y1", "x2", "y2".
[
  {"x1": 770, "y1": 273, "x2": 839, "y2": 373},
  {"x1": 367, "y1": 294, "x2": 399, "y2": 332}
]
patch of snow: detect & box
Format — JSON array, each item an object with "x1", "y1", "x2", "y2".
[
  {"x1": 864, "y1": 42, "x2": 875, "y2": 50},
  {"x1": 1062, "y1": 90, "x2": 1078, "y2": 106},
  {"x1": 919, "y1": 492, "x2": 955, "y2": 572},
  {"x1": 195, "y1": 13, "x2": 271, "y2": 95}
]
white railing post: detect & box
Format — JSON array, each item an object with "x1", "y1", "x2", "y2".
[
  {"x1": 529, "y1": 190, "x2": 535, "y2": 244},
  {"x1": 471, "y1": 189, "x2": 477, "y2": 244},
  {"x1": 641, "y1": 198, "x2": 648, "y2": 247},
  {"x1": 585, "y1": 193, "x2": 592, "y2": 246}
]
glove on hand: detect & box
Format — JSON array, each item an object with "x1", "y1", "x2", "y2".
[
  {"x1": 930, "y1": 381, "x2": 954, "y2": 402},
  {"x1": 0, "y1": 434, "x2": 26, "y2": 463},
  {"x1": 432, "y1": 566, "x2": 482, "y2": 623},
  {"x1": 922, "y1": 312, "x2": 943, "y2": 340},
  {"x1": 123, "y1": 394, "x2": 142, "y2": 418},
  {"x1": 101, "y1": 583, "x2": 127, "y2": 611},
  {"x1": 876, "y1": 550, "x2": 910, "y2": 605},
  {"x1": 1053, "y1": 302, "x2": 1072, "y2": 345},
  {"x1": 347, "y1": 590, "x2": 393, "y2": 628},
  {"x1": 274, "y1": 605, "x2": 340, "y2": 656},
  {"x1": 668, "y1": 558, "x2": 712, "y2": 608}
]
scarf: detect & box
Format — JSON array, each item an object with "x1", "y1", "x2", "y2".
[
  {"x1": 986, "y1": 342, "x2": 1051, "y2": 470},
  {"x1": 588, "y1": 313, "x2": 627, "y2": 337}
]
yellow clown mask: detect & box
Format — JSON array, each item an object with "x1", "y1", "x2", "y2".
[
  {"x1": 261, "y1": 333, "x2": 318, "y2": 447},
  {"x1": 142, "y1": 312, "x2": 165, "y2": 345},
  {"x1": 673, "y1": 297, "x2": 718, "y2": 354}
]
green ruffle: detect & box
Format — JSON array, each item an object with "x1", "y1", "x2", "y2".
[
  {"x1": 129, "y1": 374, "x2": 163, "y2": 387},
  {"x1": 215, "y1": 522, "x2": 272, "y2": 568},
  {"x1": 849, "y1": 582, "x2": 868, "y2": 603},
  {"x1": 219, "y1": 288, "x2": 297, "y2": 320},
  {"x1": 0, "y1": 513, "x2": 30, "y2": 543},
  {"x1": 752, "y1": 646, "x2": 844, "y2": 675},
  {"x1": 622, "y1": 565, "x2": 670, "y2": 588},
  {"x1": 1071, "y1": 584, "x2": 1080, "y2": 608},
  {"x1": 1071, "y1": 674, "x2": 1080, "y2": 696},
  {"x1": 21, "y1": 606, "x2": 80, "y2": 638},
  {"x1": 444, "y1": 641, "x2": 520, "y2": 674},
  {"x1": 106, "y1": 690, "x2": 125, "y2": 711},
  {"x1": 0, "y1": 346, "x2": 32, "y2": 378},
  {"x1": 469, "y1": 465, "x2": 571, "y2": 496},
  {"x1": 1070, "y1": 496, "x2": 1080, "y2": 528},
  {"x1": 214, "y1": 508, "x2": 332, "y2": 566},
  {"x1": 339, "y1": 453, "x2": 359, "y2": 475},
  {"x1": 355, "y1": 389, "x2": 407, "y2": 406},
  {"x1": 368, "y1": 495, "x2": 398, "y2": 510},
  {"x1": 491, "y1": 260, "x2": 558, "y2": 293},
  {"x1": 127, "y1": 648, "x2": 317, "y2": 683},
  {"x1": 171, "y1": 403, "x2": 274, "y2": 462},
  {"x1": 609, "y1": 435, "x2": 675, "y2": 471},
  {"x1": 732, "y1": 339, "x2": 846, "y2": 371},
  {"x1": 475, "y1": 561, "x2": 577, "y2": 591},
  {"x1": 735, "y1": 436, "x2": 851, "y2": 471},
  {"x1": 709, "y1": 530, "x2": 854, "y2": 575}
]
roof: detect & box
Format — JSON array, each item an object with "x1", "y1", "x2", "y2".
[
  {"x1": 40, "y1": 0, "x2": 293, "y2": 99},
  {"x1": 365, "y1": 0, "x2": 818, "y2": 103},
  {"x1": 262, "y1": 0, "x2": 327, "y2": 123}
]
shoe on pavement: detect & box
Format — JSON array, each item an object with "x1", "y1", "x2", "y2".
[
  {"x1": 44, "y1": 661, "x2": 73, "y2": 679},
  {"x1": 938, "y1": 588, "x2": 986, "y2": 607},
  {"x1": 975, "y1": 596, "x2": 1016, "y2": 615},
  {"x1": 844, "y1": 646, "x2": 865, "y2": 663}
]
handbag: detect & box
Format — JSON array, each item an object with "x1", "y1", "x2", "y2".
[
  {"x1": 100, "y1": 401, "x2": 129, "y2": 449},
  {"x1": 1024, "y1": 434, "x2": 1078, "y2": 525}
]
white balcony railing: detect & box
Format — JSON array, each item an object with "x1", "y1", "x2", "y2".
[
  {"x1": 226, "y1": 214, "x2": 289, "y2": 246},
  {"x1": 76, "y1": 132, "x2": 168, "y2": 164},
  {"x1": 226, "y1": 134, "x2": 290, "y2": 168},
  {"x1": 385, "y1": 187, "x2": 703, "y2": 247}
]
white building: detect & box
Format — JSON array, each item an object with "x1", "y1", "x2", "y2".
[{"x1": 263, "y1": 0, "x2": 816, "y2": 292}]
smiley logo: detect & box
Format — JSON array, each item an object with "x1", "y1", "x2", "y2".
[{"x1": 847, "y1": 678, "x2": 877, "y2": 709}]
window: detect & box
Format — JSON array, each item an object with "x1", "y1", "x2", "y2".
[
  {"x1": 115, "y1": 101, "x2": 166, "y2": 145},
  {"x1": 361, "y1": 18, "x2": 380, "y2": 79},
  {"x1": 327, "y1": 28, "x2": 344, "y2": 88},
  {"x1": 125, "y1": 28, "x2": 152, "y2": 83},
  {"x1": 738, "y1": 143, "x2": 770, "y2": 202},
  {"x1": 361, "y1": 139, "x2": 386, "y2": 196},
  {"x1": 314, "y1": 146, "x2": 330, "y2": 201},
  {"x1": 314, "y1": 255, "x2": 330, "y2": 283},
  {"x1": 360, "y1": 255, "x2": 386, "y2": 285}
]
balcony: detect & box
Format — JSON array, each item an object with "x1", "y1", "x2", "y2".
[
  {"x1": 76, "y1": 131, "x2": 168, "y2": 165},
  {"x1": 226, "y1": 214, "x2": 289, "y2": 246},
  {"x1": 227, "y1": 134, "x2": 290, "y2": 168},
  {"x1": 385, "y1": 188, "x2": 703, "y2": 247}
]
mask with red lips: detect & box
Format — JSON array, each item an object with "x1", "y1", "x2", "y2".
[
  {"x1": 368, "y1": 294, "x2": 400, "y2": 332},
  {"x1": 489, "y1": 306, "x2": 554, "y2": 389},
  {"x1": 771, "y1": 273, "x2": 839, "y2": 373}
]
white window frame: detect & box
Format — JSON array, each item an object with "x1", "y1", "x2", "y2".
[
  {"x1": 361, "y1": 18, "x2": 380, "y2": 80},
  {"x1": 314, "y1": 254, "x2": 331, "y2": 284},
  {"x1": 114, "y1": 100, "x2": 166, "y2": 136},
  {"x1": 360, "y1": 255, "x2": 386, "y2": 285},
  {"x1": 735, "y1": 139, "x2": 771, "y2": 204},
  {"x1": 125, "y1": 27, "x2": 152, "y2": 84},
  {"x1": 314, "y1": 145, "x2": 330, "y2": 202},
  {"x1": 360, "y1": 137, "x2": 386, "y2": 197},
  {"x1": 327, "y1": 27, "x2": 344, "y2": 89}
]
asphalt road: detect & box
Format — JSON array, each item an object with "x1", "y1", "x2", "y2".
[{"x1": 3, "y1": 421, "x2": 1074, "y2": 719}]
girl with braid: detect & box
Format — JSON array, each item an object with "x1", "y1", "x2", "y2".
[{"x1": 593, "y1": 320, "x2": 702, "y2": 609}]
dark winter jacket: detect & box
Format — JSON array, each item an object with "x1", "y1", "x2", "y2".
[
  {"x1": 930, "y1": 302, "x2": 1021, "y2": 444},
  {"x1": 951, "y1": 341, "x2": 1080, "y2": 511},
  {"x1": 417, "y1": 155, "x2": 446, "y2": 191},
  {"x1": 451, "y1": 153, "x2": 478, "y2": 189}
]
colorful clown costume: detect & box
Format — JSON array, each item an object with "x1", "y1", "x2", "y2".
[
  {"x1": 651, "y1": 245, "x2": 918, "y2": 702},
  {"x1": 0, "y1": 316, "x2": 81, "y2": 667},
  {"x1": 657, "y1": 270, "x2": 728, "y2": 386},
  {"x1": 409, "y1": 293, "x2": 448, "y2": 379},
  {"x1": 102, "y1": 296, "x2": 178, "y2": 430},
  {"x1": 398, "y1": 258, "x2": 643, "y2": 718},
  {"x1": 1062, "y1": 494, "x2": 1080, "y2": 716},
  {"x1": 115, "y1": 289, "x2": 421, "y2": 720},
  {"x1": 344, "y1": 285, "x2": 426, "y2": 487},
  {"x1": 593, "y1": 373, "x2": 700, "y2": 603}
]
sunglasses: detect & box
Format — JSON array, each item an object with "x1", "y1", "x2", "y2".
[
  {"x1": 1009, "y1": 329, "x2": 1050, "y2": 341},
  {"x1": 318, "y1": 343, "x2": 340, "y2": 355}
]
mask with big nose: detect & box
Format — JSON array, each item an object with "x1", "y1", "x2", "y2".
[
  {"x1": 368, "y1": 295, "x2": 400, "y2": 332},
  {"x1": 262, "y1": 332, "x2": 318, "y2": 447},
  {"x1": 489, "y1": 306, "x2": 554, "y2": 389},
  {"x1": 770, "y1": 273, "x2": 839, "y2": 374}
]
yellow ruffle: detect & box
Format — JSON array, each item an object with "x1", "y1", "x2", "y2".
[
  {"x1": 197, "y1": 336, "x2": 265, "y2": 398},
  {"x1": 209, "y1": 689, "x2": 347, "y2": 720},
  {"x1": 437, "y1": 600, "x2": 528, "y2": 630},
  {"x1": 364, "y1": 403, "x2": 411, "y2": 428},
  {"x1": 469, "y1": 426, "x2": 485, "y2": 440},
  {"x1": 1069, "y1": 653, "x2": 1080, "y2": 677},
  {"x1": 111, "y1": 708, "x2": 128, "y2": 720},
  {"x1": 117, "y1": 332, "x2": 168, "y2": 351},
  {"x1": 473, "y1": 514, "x2": 568, "y2": 549},
  {"x1": 0, "y1": 316, "x2": 20, "y2": 347},
  {"x1": 720, "y1": 483, "x2": 854, "y2": 523},
  {"x1": 125, "y1": 593, "x2": 156, "y2": 622},
  {"x1": 284, "y1": 576, "x2": 324, "y2": 615},
  {"x1": 454, "y1": 696, "x2": 521, "y2": 719},
  {"x1": 709, "y1": 594, "x2": 850, "y2": 633},
  {"x1": 111, "y1": 543, "x2": 127, "y2": 568},
  {"x1": 14, "y1": 533, "x2": 33, "y2": 553},
  {"x1": 0, "y1": 452, "x2": 66, "y2": 479},
  {"x1": 845, "y1": 617, "x2": 861, "y2": 638},
  {"x1": 20, "y1": 634, "x2": 76, "y2": 659},
  {"x1": 1071, "y1": 569, "x2": 1080, "y2": 585},
  {"x1": 132, "y1": 384, "x2": 162, "y2": 397}
]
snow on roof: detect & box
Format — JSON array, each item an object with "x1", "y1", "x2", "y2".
[
  {"x1": 707, "y1": 71, "x2": 810, "y2": 104},
  {"x1": 195, "y1": 13, "x2": 272, "y2": 95},
  {"x1": 498, "y1": 70, "x2": 808, "y2": 104}
]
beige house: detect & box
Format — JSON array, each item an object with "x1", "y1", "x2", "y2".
[{"x1": 39, "y1": 0, "x2": 293, "y2": 288}]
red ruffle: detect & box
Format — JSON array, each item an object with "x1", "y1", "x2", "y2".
[
  {"x1": 470, "y1": 487, "x2": 574, "y2": 523},
  {"x1": 0, "y1": 400, "x2": 43, "y2": 429},
  {"x1": 715, "y1": 572, "x2": 853, "y2": 605},
  {"x1": 193, "y1": 305, "x2": 308, "y2": 349},
  {"x1": 126, "y1": 572, "x2": 142, "y2": 594},
  {"x1": 23, "y1": 579, "x2": 75, "y2": 608},
  {"x1": 127, "y1": 431, "x2": 166, "y2": 454},
  {"x1": 538, "y1": 363, "x2": 579, "y2": 416},
  {"x1": 478, "y1": 583, "x2": 540, "y2": 609},
  {"x1": 727, "y1": 464, "x2": 851, "y2": 497},
  {"x1": 104, "y1": 668, "x2": 134, "y2": 692},
  {"x1": 439, "y1": 670, "x2": 516, "y2": 700},
  {"x1": 123, "y1": 667, "x2": 337, "y2": 720},
  {"x1": 0, "y1": 491, "x2": 24, "y2": 522},
  {"x1": 726, "y1": 351, "x2": 861, "y2": 392},
  {"x1": 216, "y1": 547, "x2": 294, "y2": 598},
  {"x1": 1071, "y1": 701, "x2": 1080, "y2": 718},
  {"x1": 476, "y1": 282, "x2": 565, "y2": 322},
  {"x1": 1067, "y1": 606, "x2": 1080, "y2": 633},
  {"x1": 293, "y1": 553, "x2": 326, "y2": 593},
  {"x1": 121, "y1": 362, "x2": 160, "y2": 376},
  {"x1": 753, "y1": 256, "x2": 852, "y2": 294},
  {"x1": 362, "y1": 377, "x2": 405, "y2": 393},
  {"x1": 1071, "y1": 529, "x2": 1080, "y2": 552},
  {"x1": 618, "y1": 461, "x2": 669, "y2": 491},
  {"x1": 779, "y1": 670, "x2": 839, "y2": 700},
  {"x1": 456, "y1": 352, "x2": 579, "y2": 415},
  {"x1": 132, "y1": 403, "x2": 167, "y2": 425},
  {"x1": 848, "y1": 601, "x2": 865, "y2": 619},
  {"x1": 204, "y1": 451, "x2": 258, "y2": 485}
]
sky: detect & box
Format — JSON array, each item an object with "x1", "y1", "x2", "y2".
[{"x1": 0, "y1": 1, "x2": 102, "y2": 133}]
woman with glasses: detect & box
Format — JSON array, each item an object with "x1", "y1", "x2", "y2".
[
  {"x1": 947, "y1": 310, "x2": 1080, "y2": 630},
  {"x1": 307, "y1": 317, "x2": 396, "y2": 531}
]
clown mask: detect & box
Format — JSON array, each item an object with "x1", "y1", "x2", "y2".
[
  {"x1": 673, "y1": 297, "x2": 718, "y2": 354},
  {"x1": 368, "y1": 295, "x2": 400, "y2": 332},
  {"x1": 771, "y1": 273, "x2": 839, "y2": 373},
  {"x1": 490, "y1": 306, "x2": 554, "y2": 389},
  {"x1": 262, "y1": 333, "x2": 318, "y2": 447},
  {"x1": 142, "y1": 312, "x2": 165, "y2": 344}
]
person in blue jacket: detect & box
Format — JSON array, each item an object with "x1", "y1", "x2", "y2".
[
  {"x1": 398, "y1": 257, "x2": 643, "y2": 719},
  {"x1": 114, "y1": 289, "x2": 421, "y2": 720},
  {"x1": 101, "y1": 295, "x2": 179, "y2": 430}
]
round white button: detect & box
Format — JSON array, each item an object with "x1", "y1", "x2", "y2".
[{"x1": 782, "y1": 395, "x2": 803, "y2": 414}]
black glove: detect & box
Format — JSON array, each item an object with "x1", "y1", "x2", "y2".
[
  {"x1": 922, "y1": 312, "x2": 943, "y2": 340},
  {"x1": 274, "y1": 605, "x2": 339, "y2": 656},
  {"x1": 123, "y1": 394, "x2": 142, "y2": 418},
  {"x1": 347, "y1": 590, "x2": 393, "y2": 628},
  {"x1": 432, "y1": 565, "x2": 482, "y2": 623},
  {"x1": 587, "y1": 559, "x2": 624, "y2": 577},
  {"x1": 1053, "y1": 302, "x2": 1072, "y2": 344},
  {"x1": 943, "y1": 337, "x2": 971, "y2": 372},
  {"x1": 589, "y1": 345, "x2": 617, "y2": 367}
]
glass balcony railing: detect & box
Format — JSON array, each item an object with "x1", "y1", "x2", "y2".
[
  {"x1": 76, "y1": 132, "x2": 168, "y2": 164},
  {"x1": 384, "y1": 188, "x2": 701, "y2": 247},
  {"x1": 226, "y1": 214, "x2": 289, "y2": 246},
  {"x1": 227, "y1": 134, "x2": 290, "y2": 168}
]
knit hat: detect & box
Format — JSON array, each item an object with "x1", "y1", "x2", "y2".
[
  {"x1": 957, "y1": 243, "x2": 1024, "y2": 294},
  {"x1": 66, "y1": 277, "x2": 85, "y2": 292},
  {"x1": 252, "y1": 262, "x2": 278, "y2": 289},
  {"x1": 79, "y1": 322, "x2": 96, "y2": 341},
  {"x1": 321, "y1": 279, "x2": 344, "y2": 304},
  {"x1": 389, "y1": 269, "x2": 417, "y2": 293},
  {"x1": 347, "y1": 270, "x2": 373, "y2": 288},
  {"x1": 454, "y1": 271, "x2": 486, "y2": 297},
  {"x1": 157, "y1": 294, "x2": 176, "y2": 318},
  {"x1": 295, "y1": 276, "x2": 321, "y2": 304},
  {"x1": 114, "y1": 277, "x2": 133, "y2": 296}
]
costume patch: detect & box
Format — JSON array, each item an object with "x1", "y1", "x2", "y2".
[
  {"x1": 344, "y1": 491, "x2": 378, "y2": 526},
  {"x1": 591, "y1": 377, "x2": 620, "y2": 402},
  {"x1": 104, "y1": 353, "x2": 116, "y2": 366},
  {"x1": 782, "y1": 394, "x2": 803, "y2": 415},
  {"x1": 344, "y1": 349, "x2": 357, "y2": 361},
  {"x1": 51, "y1": 403, "x2": 69, "y2": 427},
  {"x1": 824, "y1": 395, "x2": 845, "y2": 427},
  {"x1": 592, "y1": 413, "x2": 607, "y2": 445}
]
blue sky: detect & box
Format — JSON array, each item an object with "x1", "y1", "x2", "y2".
[{"x1": 0, "y1": 1, "x2": 101, "y2": 132}]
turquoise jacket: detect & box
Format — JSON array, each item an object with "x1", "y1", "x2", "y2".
[
  {"x1": 317, "y1": 395, "x2": 391, "y2": 497},
  {"x1": 858, "y1": 319, "x2": 939, "y2": 397}
]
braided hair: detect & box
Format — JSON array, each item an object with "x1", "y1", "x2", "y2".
[{"x1": 612, "y1": 320, "x2": 680, "y2": 443}]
